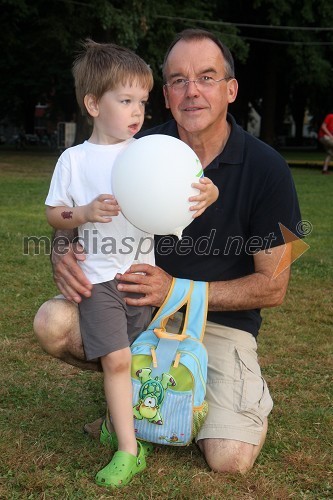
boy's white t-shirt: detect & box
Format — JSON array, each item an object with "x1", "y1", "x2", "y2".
[{"x1": 45, "y1": 139, "x2": 155, "y2": 284}]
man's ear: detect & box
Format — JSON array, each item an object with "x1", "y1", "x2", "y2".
[
  {"x1": 84, "y1": 94, "x2": 99, "y2": 117},
  {"x1": 227, "y1": 78, "x2": 238, "y2": 104},
  {"x1": 163, "y1": 86, "x2": 170, "y2": 109}
]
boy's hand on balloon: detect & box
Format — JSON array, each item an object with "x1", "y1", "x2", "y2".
[
  {"x1": 189, "y1": 178, "x2": 219, "y2": 218},
  {"x1": 84, "y1": 194, "x2": 120, "y2": 223}
]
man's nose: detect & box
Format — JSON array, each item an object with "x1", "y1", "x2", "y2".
[{"x1": 184, "y1": 80, "x2": 200, "y2": 97}]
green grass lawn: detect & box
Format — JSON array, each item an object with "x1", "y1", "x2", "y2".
[
  {"x1": 279, "y1": 148, "x2": 333, "y2": 168},
  {"x1": 0, "y1": 149, "x2": 332, "y2": 499}
]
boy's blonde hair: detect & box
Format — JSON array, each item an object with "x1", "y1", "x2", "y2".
[{"x1": 72, "y1": 39, "x2": 153, "y2": 116}]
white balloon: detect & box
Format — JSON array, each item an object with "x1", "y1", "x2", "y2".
[{"x1": 112, "y1": 135, "x2": 203, "y2": 238}]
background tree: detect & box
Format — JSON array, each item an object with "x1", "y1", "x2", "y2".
[
  {"x1": 1, "y1": 0, "x2": 332, "y2": 146},
  {"x1": 214, "y1": 0, "x2": 333, "y2": 144}
]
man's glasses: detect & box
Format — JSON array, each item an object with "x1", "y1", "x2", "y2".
[{"x1": 164, "y1": 76, "x2": 232, "y2": 92}]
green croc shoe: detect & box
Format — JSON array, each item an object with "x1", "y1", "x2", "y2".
[
  {"x1": 95, "y1": 441, "x2": 146, "y2": 488},
  {"x1": 100, "y1": 420, "x2": 118, "y2": 449},
  {"x1": 100, "y1": 420, "x2": 154, "y2": 457}
]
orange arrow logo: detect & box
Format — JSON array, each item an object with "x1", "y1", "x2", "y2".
[{"x1": 273, "y1": 223, "x2": 310, "y2": 278}]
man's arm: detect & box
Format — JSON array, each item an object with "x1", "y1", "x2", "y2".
[
  {"x1": 208, "y1": 243, "x2": 291, "y2": 311},
  {"x1": 116, "y1": 243, "x2": 291, "y2": 311},
  {"x1": 52, "y1": 229, "x2": 93, "y2": 303},
  {"x1": 320, "y1": 121, "x2": 333, "y2": 138}
]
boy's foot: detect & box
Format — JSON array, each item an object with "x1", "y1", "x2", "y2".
[
  {"x1": 322, "y1": 170, "x2": 330, "y2": 174},
  {"x1": 95, "y1": 441, "x2": 146, "y2": 488},
  {"x1": 100, "y1": 420, "x2": 154, "y2": 456}
]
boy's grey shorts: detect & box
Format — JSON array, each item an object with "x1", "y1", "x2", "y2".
[{"x1": 78, "y1": 279, "x2": 152, "y2": 361}]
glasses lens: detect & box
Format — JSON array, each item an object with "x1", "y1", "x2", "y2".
[
  {"x1": 172, "y1": 79, "x2": 186, "y2": 90},
  {"x1": 168, "y1": 76, "x2": 226, "y2": 91},
  {"x1": 196, "y1": 77, "x2": 213, "y2": 88}
]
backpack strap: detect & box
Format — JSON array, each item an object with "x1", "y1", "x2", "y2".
[
  {"x1": 148, "y1": 278, "x2": 193, "y2": 331},
  {"x1": 149, "y1": 278, "x2": 208, "y2": 378},
  {"x1": 181, "y1": 280, "x2": 208, "y2": 342}
]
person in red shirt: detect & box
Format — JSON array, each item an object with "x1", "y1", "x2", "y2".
[{"x1": 318, "y1": 113, "x2": 333, "y2": 174}]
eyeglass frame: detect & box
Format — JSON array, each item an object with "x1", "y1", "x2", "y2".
[{"x1": 163, "y1": 75, "x2": 233, "y2": 91}]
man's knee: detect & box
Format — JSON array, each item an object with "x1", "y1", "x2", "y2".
[
  {"x1": 198, "y1": 438, "x2": 257, "y2": 474},
  {"x1": 33, "y1": 298, "x2": 78, "y2": 358}
]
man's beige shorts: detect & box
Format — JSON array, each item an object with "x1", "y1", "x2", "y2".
[{"x1": 196, "y1": 321, "x2": 273, "y2": 445}]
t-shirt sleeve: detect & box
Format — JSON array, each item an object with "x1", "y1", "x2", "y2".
[
  {"x1": 324, "y1": 113, "x2": 333, "y2": 132},
  {"x1": 45, "y1": 155, "x2": 73, "y2": 207},
  {"x1": 249, "y1": 153, "x2": 302, "y2": 250}
]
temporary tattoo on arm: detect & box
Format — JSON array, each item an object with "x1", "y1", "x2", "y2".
[{"x1": 61, "y1": 210, "x2": 73, "y2": 220}]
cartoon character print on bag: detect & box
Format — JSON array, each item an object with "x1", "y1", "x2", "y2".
[{"x1": 133, "y1": 367, "x2": 176, "y2": 425}]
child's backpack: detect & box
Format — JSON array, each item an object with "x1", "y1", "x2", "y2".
[{"x1": 130, "y1": 277, "x2": 209, "y2": 446}]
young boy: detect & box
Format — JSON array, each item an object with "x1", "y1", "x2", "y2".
[{"x1": 45, "y1": 40, "x2": 218, "y2": 488}]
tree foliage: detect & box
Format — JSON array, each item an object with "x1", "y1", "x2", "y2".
[{"x1": 1, "y1": 0, "x2": 332, "y2": 144}]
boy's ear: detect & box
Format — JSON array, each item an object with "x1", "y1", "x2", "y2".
[{"x1": 84, "y1": 94, "x2": 99, "y2": 117}]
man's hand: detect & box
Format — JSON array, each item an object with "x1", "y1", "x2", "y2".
[
  {"x1": 52, "y1": 241, "x2": 93, "y2": 303},
  {"x1": 116, "y1": 264, "x2": 172, "y2": 307}
]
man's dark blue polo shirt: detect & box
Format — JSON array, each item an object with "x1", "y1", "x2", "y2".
[{"x1": 137, "y1": 114, "x2": 301, "y2": 337}]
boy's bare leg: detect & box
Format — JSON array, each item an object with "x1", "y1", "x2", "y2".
[
  {"x1": 82, "y1": 313, "x2": 187, "y2": 439},
  {"x1": 101, "y1": 348, "x2": 137, "y2": 455}
]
